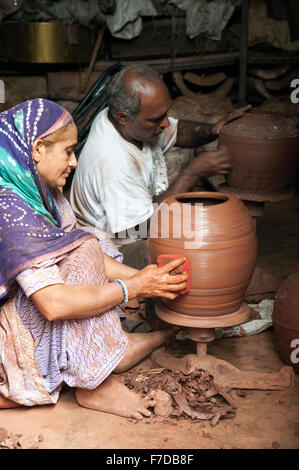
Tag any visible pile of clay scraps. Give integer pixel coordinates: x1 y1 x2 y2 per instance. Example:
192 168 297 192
122 368 236 427
0 427 44 449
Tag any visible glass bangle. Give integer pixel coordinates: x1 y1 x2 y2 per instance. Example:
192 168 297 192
114 279 128 307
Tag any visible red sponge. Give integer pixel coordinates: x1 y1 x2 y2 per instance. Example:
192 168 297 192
157 254 191 295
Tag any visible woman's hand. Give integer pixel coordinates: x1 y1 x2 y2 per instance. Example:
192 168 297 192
125 257 188 300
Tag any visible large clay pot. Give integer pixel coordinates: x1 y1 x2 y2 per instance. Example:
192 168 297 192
148 192 257 327
273 270 299 375
218 112 298 193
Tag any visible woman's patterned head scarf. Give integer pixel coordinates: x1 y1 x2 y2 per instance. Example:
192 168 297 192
0 98 94 300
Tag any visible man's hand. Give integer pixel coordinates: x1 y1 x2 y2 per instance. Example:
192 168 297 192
188 148 232 177
212 104 252 135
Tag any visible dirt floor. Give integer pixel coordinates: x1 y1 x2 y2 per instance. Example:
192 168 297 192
1 193 299 450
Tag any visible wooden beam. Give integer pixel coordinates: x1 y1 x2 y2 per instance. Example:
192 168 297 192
238 0 249 107
94 52 240 74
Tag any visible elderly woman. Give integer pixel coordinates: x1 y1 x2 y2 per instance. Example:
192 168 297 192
0 99 187 420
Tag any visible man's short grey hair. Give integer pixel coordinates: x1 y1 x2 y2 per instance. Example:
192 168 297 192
107 65 163 121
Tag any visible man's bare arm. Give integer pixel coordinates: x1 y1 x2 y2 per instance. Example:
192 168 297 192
175 106 252 148
155 148 231 204
176 120 216 147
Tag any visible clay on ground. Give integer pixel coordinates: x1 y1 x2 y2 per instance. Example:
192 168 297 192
1 195 299 449
121 368 236 427
153 390 173 417
0 427 43 449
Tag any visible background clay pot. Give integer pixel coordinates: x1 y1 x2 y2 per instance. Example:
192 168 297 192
148 192 257 326
218 112 299 193
273 269 299 375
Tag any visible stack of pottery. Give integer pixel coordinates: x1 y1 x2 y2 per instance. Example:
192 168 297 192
273 269 299 375
148 192 257 327
218 112 299 194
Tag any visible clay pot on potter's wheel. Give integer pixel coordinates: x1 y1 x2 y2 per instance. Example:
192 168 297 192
273 270 299 375
148 192 257 328
218 112 298 194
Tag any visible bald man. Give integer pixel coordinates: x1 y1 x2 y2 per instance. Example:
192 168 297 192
70 65 250 269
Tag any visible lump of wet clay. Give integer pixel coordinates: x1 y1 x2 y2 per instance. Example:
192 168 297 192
0 429 43 449
0 427 9 441
153 390 173 417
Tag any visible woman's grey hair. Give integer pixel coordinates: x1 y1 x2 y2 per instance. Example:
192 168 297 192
107 65 163 121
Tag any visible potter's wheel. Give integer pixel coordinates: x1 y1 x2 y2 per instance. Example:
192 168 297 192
151 301 295 391
218 184 294 222
219 183 294 203
148 190 295 391
155 301 250 328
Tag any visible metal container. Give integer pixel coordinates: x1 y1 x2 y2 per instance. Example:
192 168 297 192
0 22 94 63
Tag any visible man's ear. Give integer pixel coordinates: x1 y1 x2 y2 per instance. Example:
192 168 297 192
117 111 130 127
32 139 45 163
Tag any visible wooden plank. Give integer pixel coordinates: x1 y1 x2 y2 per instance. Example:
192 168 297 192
110 18 199 60
0 75 47 111
94 52 240 74
0 75 47 98
48 70 103 101
109 17 228 61
248 52 299 64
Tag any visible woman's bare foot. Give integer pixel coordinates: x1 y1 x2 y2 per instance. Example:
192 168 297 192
0 394 19 409
75 375 156 420
114 328 178 373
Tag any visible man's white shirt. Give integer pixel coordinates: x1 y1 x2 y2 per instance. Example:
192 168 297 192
70 108 178 245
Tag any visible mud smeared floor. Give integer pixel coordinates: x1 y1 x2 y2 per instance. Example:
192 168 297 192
122 368 236 426
0 330 298 449
0 427 43 449
0 195 298 449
